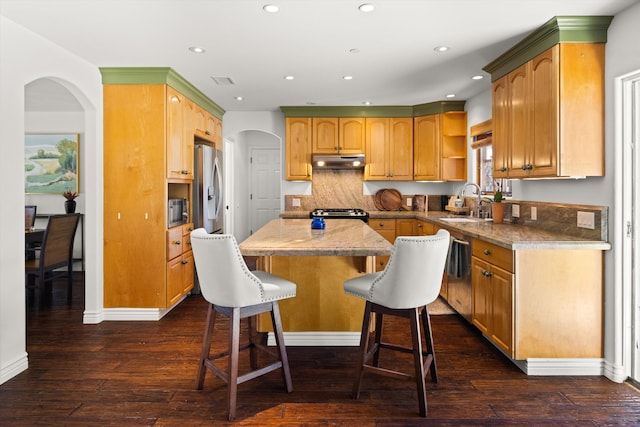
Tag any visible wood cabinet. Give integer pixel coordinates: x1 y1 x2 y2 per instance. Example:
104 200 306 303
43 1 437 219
364 117 413 181
491 43 605 178
167 223 195 306
285 117 312 181
312 117 365 154
166 87 193 180
369 218 396 271
395 218 415 237
104 84 198 309
413 112 467 181
471 237 603 360
472 240 514 355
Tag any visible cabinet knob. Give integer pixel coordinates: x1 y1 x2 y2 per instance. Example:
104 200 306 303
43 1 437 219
483 249 491 255
173 240 181 245
482 270 492 277
499 167 507 172
181 259 189 265
181 170 190 175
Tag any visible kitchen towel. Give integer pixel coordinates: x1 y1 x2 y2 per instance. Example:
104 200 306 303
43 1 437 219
446 237 468 278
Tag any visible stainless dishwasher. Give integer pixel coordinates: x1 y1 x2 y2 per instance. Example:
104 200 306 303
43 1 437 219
445 228 472 322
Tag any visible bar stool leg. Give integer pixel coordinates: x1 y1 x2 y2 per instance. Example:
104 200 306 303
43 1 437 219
353 301 373 399
227 307 241 421
421 306 438 383
195 304 216 389
271 301 293 392
409 308 427 417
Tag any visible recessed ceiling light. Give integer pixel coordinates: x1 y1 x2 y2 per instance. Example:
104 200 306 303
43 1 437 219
284 75 295 80
343 75 353 80
263 4 279 13
363 101 371 105
446 94 456 98
434 46 450 52
471 75 484 80
235 96 244 101
349 48 361 54
359 4 375 12
188 46 205 53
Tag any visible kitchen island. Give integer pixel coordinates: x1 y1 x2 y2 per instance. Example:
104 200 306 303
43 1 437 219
239 218 392 345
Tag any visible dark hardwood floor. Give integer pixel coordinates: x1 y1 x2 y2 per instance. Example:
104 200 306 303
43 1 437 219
2 273 640 426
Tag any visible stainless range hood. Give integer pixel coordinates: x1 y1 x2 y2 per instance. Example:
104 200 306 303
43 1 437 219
312 154 365 169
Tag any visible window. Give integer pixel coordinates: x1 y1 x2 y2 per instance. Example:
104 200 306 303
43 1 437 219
471 119 511 197
477 145 511 196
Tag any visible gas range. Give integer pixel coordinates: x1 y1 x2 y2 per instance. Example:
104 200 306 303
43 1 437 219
310 208 369 223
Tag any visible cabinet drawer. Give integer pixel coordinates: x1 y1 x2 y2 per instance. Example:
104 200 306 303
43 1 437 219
182 223 194 235
167 227 184 260
370 218 396 230
472 239 513 273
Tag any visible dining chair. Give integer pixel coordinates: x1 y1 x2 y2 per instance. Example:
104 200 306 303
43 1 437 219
343 229 450 417
25 205 37 229
25 213 80 307
190 229 297 421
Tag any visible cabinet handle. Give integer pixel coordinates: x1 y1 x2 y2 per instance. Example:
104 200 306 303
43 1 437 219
181 259 189 265
417 224 423 228
379 223 385 227
482 270 492 277
205 130 211 135
499 167 507 172
527 164 533 170
181 170 190 175
173 240 181 245
483 249 491 255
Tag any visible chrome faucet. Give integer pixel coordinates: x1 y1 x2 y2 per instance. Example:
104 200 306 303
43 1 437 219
457 182 482 217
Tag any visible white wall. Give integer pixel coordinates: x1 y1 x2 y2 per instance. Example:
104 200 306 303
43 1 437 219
0 16 104 384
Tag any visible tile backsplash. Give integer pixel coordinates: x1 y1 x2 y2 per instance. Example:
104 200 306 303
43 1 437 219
284 170 608 241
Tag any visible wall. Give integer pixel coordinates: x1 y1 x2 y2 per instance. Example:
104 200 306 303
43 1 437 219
0 16 103 384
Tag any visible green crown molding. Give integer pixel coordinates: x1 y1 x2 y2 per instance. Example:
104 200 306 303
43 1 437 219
412 100 466 116
483 16 613 81
99 67 225 119
280 101 465 118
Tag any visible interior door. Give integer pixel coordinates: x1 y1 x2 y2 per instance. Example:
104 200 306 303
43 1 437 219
250 147 281 234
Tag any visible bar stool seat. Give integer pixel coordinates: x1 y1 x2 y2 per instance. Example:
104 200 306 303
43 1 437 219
190 229 297 421
344 229 450 417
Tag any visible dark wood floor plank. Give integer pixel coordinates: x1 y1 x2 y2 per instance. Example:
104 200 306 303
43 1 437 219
1 273 639 425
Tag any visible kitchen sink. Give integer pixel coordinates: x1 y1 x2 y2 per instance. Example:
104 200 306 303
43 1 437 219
439 217 492 223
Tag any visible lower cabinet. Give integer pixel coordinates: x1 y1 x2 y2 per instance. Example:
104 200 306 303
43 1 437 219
369 218 396 271
166 223 195 306
471 255 514 356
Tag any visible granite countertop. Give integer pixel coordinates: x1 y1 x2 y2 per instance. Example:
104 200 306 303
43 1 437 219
239 218 393 257
281 210 611 251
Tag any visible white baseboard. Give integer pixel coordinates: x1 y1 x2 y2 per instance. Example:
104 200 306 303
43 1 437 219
513 358 604 376
0 352 28 386
267 331 361 346
99 295 187 321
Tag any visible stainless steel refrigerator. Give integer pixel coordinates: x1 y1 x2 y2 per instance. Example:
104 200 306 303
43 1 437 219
193 144 224 234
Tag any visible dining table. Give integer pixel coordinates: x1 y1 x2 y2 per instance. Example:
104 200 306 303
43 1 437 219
25 228 45 260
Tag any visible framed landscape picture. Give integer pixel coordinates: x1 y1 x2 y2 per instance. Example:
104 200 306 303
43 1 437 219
25 133 79 194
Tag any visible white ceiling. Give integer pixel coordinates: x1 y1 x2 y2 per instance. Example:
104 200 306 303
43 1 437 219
3 0 638 113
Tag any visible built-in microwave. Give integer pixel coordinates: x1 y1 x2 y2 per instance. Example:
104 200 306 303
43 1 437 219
168 198 188 228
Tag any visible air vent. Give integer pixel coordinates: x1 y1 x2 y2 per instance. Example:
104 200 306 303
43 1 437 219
211 76 235 85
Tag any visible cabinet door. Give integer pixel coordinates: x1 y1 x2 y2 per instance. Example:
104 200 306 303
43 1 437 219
193 105 206 133
508 63 530 178
490 265 513 355
364 117 389 180
182 251 195 295
166 87 185 179
492 77 510 178
312 117 339 153
415 220 435 236
181 99 194 179
529 47 557 177
167 256 184 306
389 118 413 180
339 117 365 153
285 117 312 180
413 115 441 181
396 218 415 237
471 257 491 335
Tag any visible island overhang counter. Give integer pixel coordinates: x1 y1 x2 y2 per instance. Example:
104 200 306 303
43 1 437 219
239 219 393 346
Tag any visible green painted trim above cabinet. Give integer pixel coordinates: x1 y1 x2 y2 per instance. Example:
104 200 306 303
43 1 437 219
99 67 225 119
280 101 465 118
483 16 613 81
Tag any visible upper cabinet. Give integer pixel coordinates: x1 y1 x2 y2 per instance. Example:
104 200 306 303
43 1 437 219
484 16 612 179
312 117 365 154
364 117 413 181
413 112 467 182
285 117 312 180
166 87 193 180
